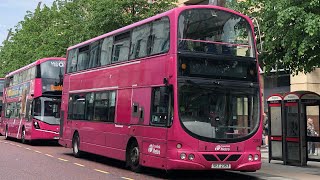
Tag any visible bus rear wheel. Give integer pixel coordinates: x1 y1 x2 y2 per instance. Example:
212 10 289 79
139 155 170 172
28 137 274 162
127 141 142 173
72 133 82 158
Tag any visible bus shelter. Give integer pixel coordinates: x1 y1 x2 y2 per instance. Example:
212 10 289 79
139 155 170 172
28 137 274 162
283 91 320 166
267 94 284 163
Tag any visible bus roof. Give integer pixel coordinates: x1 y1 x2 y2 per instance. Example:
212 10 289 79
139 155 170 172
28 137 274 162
67 5 248 51
6 57 65 78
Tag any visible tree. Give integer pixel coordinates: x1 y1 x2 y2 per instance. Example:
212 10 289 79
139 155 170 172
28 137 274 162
0 0 177 76
232 0 320 74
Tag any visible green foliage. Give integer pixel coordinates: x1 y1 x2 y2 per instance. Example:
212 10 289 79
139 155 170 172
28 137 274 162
229 0 320 74
0 0 177 76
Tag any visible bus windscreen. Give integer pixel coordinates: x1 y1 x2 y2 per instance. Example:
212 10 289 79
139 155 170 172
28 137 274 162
178 9 255 58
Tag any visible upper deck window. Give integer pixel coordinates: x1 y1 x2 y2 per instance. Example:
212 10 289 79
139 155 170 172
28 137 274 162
112 32 130 63
130 23 151 59
40 60 65 80
178 9 255 58
150 17 170 55
67 49 78 73
88 41 100 68
100 37 113 66
77 46 90 71
6 66 36 87
66 16 170 74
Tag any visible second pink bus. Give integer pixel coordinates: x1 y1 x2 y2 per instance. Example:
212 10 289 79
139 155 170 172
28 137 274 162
1 57 65 143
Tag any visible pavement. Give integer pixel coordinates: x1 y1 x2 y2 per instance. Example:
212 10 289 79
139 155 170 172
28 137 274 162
259 146 320 180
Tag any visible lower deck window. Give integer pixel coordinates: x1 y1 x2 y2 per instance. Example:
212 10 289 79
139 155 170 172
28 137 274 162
68 90 116 122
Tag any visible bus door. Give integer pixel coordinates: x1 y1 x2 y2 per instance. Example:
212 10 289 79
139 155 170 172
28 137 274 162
267 95 284 163
283 94 301 166
133 86 172 168
131 88 151 125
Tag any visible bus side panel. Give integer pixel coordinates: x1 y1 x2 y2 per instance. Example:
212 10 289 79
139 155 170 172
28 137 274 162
116 89 131 125
78 123 129 161
78 121 106 146
9 118 19 138
24 120 33 140
131 125 168 169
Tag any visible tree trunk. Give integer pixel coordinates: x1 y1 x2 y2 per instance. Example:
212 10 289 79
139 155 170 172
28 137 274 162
210 0 226 7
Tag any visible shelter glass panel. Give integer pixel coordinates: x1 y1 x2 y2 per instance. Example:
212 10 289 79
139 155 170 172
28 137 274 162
270 106 282 136
286 106 299 137
271 141 282 158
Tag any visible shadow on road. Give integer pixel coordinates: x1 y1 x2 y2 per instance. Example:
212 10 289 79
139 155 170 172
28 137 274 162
63 151 261 180
3 137 61 147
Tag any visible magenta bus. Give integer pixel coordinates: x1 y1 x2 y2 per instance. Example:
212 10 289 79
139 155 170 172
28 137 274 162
0 78 4 104
0 78 4 135
59 5 262 172
1 57 65 143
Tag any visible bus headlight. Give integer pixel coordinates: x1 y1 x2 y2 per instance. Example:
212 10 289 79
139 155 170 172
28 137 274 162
180 153 186 160
248 154 253 161
254 154 259 161
188 154 195 161
34 121 40 129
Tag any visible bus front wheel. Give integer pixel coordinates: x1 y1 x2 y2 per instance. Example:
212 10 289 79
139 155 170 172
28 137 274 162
127 141 142 173
72 133 82 158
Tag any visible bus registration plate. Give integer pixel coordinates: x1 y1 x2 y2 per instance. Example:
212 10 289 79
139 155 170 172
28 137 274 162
211 163 231 169
53 137 59 140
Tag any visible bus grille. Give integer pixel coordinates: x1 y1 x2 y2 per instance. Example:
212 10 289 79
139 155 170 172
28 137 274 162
203 154 218 161
226 154 241 161
203 154 242 162
217 154 228 161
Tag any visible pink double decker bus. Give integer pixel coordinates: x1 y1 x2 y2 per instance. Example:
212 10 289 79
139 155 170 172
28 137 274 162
1 57 65 143
0 78 4 135
59 5 262 172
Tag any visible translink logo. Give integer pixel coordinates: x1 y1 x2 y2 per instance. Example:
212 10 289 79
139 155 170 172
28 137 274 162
215 145 231 151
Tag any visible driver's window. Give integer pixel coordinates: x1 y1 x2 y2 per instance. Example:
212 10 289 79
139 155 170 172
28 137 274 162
33 98 41 116
150 86 172 126
25 100 32 121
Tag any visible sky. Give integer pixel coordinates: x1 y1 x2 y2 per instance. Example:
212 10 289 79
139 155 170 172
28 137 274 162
0 0 55 44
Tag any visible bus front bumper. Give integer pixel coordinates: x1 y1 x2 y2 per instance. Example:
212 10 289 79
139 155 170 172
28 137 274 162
167 158 261 171
166 150 262 171
31 129 60 140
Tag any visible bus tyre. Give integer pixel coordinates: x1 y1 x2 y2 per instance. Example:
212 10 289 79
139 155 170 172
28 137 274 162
21 128 26 144
127 141 142 173
72 133 82 158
